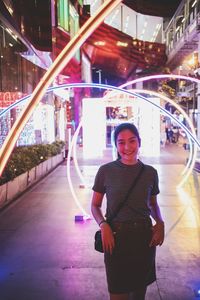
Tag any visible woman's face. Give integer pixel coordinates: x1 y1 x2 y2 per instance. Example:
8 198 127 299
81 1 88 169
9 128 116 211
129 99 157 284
116 129 140 165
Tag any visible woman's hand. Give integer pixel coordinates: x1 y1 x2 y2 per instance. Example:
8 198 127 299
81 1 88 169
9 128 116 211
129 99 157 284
100 222 115 254
149 221 165 247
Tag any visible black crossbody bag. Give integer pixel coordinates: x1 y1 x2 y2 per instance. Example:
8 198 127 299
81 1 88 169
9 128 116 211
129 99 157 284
94 163 145 253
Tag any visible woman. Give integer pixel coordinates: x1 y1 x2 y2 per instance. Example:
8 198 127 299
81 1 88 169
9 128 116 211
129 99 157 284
91 123 164 300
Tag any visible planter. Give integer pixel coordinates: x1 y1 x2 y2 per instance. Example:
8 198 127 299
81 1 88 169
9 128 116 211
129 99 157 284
47 157 52 171
27 167 36 186
7 172 28 203
0 153 64 210
35 162 45 180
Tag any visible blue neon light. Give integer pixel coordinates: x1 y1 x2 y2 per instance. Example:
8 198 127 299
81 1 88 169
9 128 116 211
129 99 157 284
1 82 200 149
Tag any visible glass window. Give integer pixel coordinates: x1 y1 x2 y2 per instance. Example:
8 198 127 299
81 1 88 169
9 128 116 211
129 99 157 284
57 0 70 32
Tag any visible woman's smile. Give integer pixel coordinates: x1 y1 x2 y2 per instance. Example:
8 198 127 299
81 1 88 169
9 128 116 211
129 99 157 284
116 129 140 165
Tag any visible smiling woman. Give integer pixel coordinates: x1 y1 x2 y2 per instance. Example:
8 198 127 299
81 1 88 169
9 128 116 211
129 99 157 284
114 123 141 164
91 122 164 300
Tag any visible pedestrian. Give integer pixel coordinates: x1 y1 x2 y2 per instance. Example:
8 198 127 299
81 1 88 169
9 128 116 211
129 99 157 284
91 122 164 300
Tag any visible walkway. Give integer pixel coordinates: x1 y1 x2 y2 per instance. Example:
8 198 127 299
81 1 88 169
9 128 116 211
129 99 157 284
0 144 200 300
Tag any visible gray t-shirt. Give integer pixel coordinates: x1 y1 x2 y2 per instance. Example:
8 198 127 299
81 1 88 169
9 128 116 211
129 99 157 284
92 159 159 222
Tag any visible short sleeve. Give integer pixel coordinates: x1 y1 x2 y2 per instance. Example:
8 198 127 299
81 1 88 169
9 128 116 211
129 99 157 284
92 166 106 194
151 169 160 195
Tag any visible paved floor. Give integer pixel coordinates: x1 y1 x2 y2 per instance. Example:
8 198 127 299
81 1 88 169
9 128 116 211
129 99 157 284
0 143 200 300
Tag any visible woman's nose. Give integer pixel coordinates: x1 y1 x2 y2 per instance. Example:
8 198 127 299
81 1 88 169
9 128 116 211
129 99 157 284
124 143 129 149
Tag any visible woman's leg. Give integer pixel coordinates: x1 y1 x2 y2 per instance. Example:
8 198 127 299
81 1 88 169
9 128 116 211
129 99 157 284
110 293 129 300
131 288 147 300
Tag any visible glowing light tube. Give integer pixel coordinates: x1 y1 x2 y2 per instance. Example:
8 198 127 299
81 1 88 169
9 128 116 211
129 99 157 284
66 120 90 219
0 0 122 176
72 120 88 188
119 74 200 89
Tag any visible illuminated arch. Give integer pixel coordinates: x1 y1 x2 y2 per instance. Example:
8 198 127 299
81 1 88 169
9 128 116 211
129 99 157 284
0 0 198 223
0 82 198 182
54 85 199 217
1 82 199 218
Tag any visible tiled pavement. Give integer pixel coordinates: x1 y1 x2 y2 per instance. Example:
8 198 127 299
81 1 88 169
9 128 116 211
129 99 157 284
0 143 200 300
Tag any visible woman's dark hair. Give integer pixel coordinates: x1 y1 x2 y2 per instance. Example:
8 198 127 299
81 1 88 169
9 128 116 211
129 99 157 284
114 123 141 147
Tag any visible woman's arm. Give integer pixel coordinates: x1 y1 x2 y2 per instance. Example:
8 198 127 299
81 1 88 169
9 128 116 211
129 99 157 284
149 195 164 224
91 191 105 226
91 191 115 253
149 195 165 247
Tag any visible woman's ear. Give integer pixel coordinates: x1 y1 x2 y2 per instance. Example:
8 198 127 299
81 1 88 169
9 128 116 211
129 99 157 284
139 138 141 147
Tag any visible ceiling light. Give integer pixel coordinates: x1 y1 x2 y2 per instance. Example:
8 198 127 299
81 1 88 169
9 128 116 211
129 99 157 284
116 41 128 47
8 7 13 15
188 57 195 66
94 41 105 46
192 0 197 7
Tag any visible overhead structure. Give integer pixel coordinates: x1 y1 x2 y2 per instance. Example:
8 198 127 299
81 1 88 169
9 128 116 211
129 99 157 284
123 0 182 17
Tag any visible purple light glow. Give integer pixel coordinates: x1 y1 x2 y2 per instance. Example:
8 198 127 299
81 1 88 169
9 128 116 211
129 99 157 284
119 74 200 89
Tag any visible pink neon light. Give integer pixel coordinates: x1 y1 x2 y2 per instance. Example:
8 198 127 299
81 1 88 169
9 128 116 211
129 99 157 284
119 74 200 88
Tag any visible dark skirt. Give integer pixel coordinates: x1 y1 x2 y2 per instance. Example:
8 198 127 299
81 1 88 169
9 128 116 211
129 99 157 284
104 218 156 294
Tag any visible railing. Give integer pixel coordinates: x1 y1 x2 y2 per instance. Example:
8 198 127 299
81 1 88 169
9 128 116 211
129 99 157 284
164 0 200 57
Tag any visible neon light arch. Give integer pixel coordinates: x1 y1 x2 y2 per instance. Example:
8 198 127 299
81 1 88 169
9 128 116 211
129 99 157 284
1 82 199 217
61 85 198 217
119 74 200 89
1 82 196 147
0 0 198 219
0 82 198 182
66 94 196 218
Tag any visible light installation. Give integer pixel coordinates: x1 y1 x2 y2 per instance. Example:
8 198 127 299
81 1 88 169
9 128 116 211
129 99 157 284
61 85 199 218
0 0 199 217
82 97 107 158
0 7 199 294
1 81 199 219
0 82 198 182
0 90 192 172
0 74 200 185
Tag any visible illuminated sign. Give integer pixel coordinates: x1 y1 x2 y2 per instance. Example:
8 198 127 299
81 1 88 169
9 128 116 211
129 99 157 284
0 92 26 108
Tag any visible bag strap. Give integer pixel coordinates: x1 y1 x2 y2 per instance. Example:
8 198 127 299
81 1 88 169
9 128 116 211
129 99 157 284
107 162 145 223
